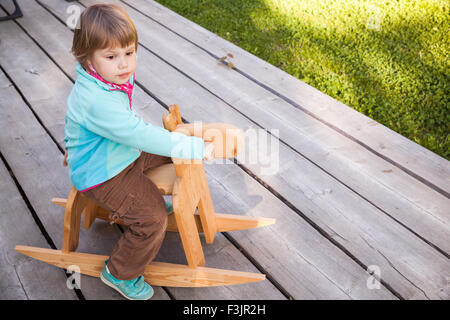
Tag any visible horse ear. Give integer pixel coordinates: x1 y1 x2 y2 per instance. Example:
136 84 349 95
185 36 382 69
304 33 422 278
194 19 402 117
169 104 182 125
162 113 177 132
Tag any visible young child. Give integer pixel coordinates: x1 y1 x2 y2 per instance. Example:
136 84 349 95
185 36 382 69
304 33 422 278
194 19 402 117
63 4 214 300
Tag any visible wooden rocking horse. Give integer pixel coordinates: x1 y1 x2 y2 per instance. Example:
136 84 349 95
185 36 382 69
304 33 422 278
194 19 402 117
15 105 275 287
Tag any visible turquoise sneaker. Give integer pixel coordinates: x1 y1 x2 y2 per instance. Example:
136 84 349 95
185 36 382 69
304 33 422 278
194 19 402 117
100 260 154 300
165 200 173 214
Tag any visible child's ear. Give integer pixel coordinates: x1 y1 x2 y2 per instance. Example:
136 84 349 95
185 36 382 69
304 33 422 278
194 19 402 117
88 64 96 73
84 58 91 71
86 59 96 73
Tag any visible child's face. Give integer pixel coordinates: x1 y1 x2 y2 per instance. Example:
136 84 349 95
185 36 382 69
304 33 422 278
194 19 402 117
87 43 137 85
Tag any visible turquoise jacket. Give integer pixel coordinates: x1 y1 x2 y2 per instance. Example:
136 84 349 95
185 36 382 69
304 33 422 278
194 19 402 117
64 63 204 191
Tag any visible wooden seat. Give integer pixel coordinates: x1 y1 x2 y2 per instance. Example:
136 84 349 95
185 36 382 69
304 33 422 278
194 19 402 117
16 104 275 287
144 163 176 195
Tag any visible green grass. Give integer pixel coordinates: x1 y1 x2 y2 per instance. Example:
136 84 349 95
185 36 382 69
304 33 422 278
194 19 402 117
154 0 450 160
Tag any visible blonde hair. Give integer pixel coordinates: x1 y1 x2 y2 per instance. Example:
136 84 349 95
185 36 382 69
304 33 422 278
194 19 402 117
71 4 138 69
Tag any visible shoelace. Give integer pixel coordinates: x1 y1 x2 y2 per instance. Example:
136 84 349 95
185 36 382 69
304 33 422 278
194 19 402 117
131 275 145 289
106 263 145 290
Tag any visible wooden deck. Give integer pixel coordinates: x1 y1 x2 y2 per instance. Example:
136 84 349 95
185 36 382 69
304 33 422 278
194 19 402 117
0 0 449 300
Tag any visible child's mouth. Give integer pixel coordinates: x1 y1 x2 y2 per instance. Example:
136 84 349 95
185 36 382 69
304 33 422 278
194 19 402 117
118 72 130 78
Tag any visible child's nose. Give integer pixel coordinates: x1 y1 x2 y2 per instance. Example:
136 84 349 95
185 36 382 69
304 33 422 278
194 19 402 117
119 56 128 69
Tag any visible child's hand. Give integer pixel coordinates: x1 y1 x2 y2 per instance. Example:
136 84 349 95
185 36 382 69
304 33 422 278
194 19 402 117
203 142 215 162
63 149 68 167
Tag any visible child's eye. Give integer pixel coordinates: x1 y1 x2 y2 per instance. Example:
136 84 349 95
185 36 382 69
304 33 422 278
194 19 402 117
126 51 134 56
107 55 114 60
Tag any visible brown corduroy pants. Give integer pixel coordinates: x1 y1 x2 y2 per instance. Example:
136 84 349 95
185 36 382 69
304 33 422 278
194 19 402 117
82 151 172 280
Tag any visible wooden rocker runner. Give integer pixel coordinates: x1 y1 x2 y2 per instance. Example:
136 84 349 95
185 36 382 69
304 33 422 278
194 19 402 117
15 105 275 287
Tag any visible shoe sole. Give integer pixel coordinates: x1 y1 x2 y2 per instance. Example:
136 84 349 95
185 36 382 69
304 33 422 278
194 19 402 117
100 273 152 300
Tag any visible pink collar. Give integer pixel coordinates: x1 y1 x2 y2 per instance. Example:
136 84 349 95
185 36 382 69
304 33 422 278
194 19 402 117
88 64 135 110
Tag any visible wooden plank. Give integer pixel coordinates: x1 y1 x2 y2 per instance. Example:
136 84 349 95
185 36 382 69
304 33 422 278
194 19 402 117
125 0 450 195
196 163 219 244
0 32 169 301
31 0 450 299
28 0 399 299
172 175 206 268
0 153 77 299
0 0 285 300
15 246 266 287
62 187 87 253
53 199 276 233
